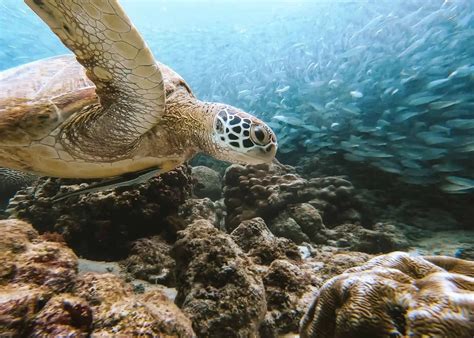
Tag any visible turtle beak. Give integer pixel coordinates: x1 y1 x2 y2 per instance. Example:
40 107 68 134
232 142 278 165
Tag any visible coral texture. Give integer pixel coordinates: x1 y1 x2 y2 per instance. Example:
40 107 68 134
223 164 408 253
74 273 194 337
224 163 365 230
0 219 194 336
230 217 301 265
0 219 78 336
172 219 267 337
300 251 474 338
120 235 176 286
191 165 222 200
7 165 193 260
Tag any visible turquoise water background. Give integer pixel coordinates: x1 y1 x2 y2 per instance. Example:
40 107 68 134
1 0 473 193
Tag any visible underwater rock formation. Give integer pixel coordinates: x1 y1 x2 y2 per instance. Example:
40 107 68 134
224 163 365 230
73 273 194 337
172 219 267 337
0 219 77 336
223 164 408 253
7 165 193 260
167 197 223 231
0 219 194 336
120 235 176 286
324 223 410 254
191 165 222 201
300 251 474 338
230 217 301 265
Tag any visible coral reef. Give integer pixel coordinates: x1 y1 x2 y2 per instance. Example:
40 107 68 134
0 219 77 336
191 165 222 200
7 165 193 260
172 219 267 337
223 164 408 253
120 235 176 286
73 273 194 337
0 219 195 336
167 197 223 231
223 163 365 229
300 251 474 338
230 217 301 265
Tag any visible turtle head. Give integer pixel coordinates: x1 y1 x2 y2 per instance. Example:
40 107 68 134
206 106 278 164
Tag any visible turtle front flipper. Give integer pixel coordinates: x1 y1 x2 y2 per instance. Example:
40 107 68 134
25 0 165 160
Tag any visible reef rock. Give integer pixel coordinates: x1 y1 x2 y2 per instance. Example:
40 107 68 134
323 222 410 254
300 251 474 338
223 164 409 253
120 235 175 286
0 219 78 336
192 165 222 200
230 217 301 265
30 294 92 336
0 219 195 336
74 273 194 337
7 165 193 260
224 164 366 231
172 219 267 337
260 259 317 337
167 197 222 231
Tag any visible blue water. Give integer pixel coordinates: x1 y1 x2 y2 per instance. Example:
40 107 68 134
1 0 473 193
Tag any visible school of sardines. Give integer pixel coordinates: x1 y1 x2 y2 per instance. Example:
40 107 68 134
1 0 473 193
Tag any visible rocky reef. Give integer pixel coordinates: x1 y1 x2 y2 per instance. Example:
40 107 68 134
1 162 472 337
300 251 474 338
0 219 194 336
223 163 409 254
7 165 193 260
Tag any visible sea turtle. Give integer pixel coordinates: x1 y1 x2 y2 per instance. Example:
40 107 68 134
0 0 277 198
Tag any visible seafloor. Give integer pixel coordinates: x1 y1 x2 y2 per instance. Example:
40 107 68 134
0 155 472 337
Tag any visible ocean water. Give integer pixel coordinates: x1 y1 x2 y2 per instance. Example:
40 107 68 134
0 0 473 194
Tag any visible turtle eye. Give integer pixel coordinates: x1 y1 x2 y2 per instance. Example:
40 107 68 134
215 119 224 134
250 125 269 145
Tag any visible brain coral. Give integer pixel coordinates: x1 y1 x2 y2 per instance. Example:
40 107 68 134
300 251 474 338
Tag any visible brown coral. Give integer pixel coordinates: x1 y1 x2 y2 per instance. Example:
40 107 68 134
172 219 267 337
0 219 195 337
300 251 474 338
7 165 193 260
74 272 195 337
223 164 366 230
223 164 408 253
0 219 78 336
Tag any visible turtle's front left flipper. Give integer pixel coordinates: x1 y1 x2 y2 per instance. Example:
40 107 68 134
53 166 161 202
25 0 165 160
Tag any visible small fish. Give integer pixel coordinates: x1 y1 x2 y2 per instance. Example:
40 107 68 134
433 162 463 172
394 111 418 123
343 153 366 162
429 100 460 110
406 94 443 106
426 78 450 90
350 90 363 98
416 132 453 145
446 176 474 188
446 119 474 129
272 115 304 127
275 85 290 94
